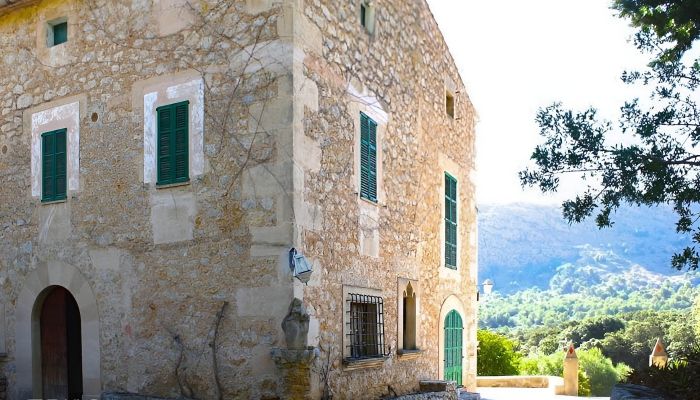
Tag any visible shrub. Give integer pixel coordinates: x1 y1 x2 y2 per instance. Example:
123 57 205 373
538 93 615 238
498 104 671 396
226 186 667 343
626 346 700 400
519 347 628 396
578 347 630 396
477 330 522 376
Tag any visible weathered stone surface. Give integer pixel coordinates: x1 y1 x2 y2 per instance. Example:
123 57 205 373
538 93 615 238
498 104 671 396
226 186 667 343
611 384 666 400
281 298 310 350
100 392 172 400
0 0 476 399
420 380 457 393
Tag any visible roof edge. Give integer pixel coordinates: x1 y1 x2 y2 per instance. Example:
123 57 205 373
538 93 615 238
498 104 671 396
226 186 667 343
0 0 39 17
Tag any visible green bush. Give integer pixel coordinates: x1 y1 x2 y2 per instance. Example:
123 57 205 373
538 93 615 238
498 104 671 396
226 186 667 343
477 330 522 376
578 369 591 397
519 348 628 396
578 347 630 396
626 346 700 400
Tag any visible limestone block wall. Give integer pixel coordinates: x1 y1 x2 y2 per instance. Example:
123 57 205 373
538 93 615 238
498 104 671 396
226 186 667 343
0 0 297 399
291 0 478 398
0 0 476 398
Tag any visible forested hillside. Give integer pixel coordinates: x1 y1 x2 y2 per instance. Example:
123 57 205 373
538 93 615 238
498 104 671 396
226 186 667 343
478 203 692 294
478 203 700 396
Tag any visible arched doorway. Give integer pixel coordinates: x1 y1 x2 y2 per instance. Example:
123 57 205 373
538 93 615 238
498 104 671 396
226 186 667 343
39 286 83 400
444 310 463 385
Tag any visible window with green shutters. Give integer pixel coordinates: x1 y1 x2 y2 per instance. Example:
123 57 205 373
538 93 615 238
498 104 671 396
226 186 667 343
360 112 378 202
445 173 458 269
157 101 190 186
41 129 67 202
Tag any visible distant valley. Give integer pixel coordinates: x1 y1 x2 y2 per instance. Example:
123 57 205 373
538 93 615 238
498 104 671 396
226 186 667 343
478 203 693 295
478 203 699 331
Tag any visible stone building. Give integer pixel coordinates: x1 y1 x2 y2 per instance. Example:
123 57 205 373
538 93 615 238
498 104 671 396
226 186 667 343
0 0 477 399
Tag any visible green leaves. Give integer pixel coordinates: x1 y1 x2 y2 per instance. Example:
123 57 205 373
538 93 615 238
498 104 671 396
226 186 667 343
613 0 700 64
476 330 522 376
521 1 700 270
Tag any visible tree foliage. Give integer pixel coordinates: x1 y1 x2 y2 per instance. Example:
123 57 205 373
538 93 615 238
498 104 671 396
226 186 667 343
477 330 522 376
520 0 700 270
626 346 700 399
519 347 627 396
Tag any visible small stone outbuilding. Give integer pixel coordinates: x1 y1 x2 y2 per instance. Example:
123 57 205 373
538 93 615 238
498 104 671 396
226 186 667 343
0 0 478 399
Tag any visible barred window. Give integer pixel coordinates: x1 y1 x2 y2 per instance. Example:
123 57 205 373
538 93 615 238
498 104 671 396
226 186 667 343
346 293 386 360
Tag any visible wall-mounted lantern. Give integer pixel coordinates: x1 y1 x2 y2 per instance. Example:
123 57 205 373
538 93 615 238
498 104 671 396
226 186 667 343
289 248 313 284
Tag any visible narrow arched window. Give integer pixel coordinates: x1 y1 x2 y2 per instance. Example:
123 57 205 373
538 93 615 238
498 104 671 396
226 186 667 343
403 283 417 350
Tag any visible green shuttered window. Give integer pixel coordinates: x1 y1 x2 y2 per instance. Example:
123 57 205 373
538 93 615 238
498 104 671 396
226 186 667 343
157 101 190 186
41 129 67 203
360 112 378 202
445 173 457 269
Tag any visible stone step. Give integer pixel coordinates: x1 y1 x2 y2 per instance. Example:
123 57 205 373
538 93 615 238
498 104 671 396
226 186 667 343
458 392 481 400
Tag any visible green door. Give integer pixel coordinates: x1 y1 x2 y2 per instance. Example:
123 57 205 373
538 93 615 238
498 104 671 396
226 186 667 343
444 310 463 385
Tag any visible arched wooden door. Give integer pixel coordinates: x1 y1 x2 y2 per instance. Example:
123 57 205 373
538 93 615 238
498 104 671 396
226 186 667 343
444 310 463 385
40 286 83 400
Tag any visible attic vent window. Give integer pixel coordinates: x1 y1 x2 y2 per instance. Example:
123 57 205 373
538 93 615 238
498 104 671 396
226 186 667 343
48 19 68 47
446 90 455 118
359 1 376 34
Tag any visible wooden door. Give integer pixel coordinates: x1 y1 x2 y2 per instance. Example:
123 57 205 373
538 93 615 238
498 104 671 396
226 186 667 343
40 286 82 400
444 310 463 385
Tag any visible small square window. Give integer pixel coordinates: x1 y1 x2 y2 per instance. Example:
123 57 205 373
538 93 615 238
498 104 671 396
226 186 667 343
48 19 68 47
446 91 455 118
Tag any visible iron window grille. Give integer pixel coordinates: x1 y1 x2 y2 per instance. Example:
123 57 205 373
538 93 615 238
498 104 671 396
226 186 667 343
346 293 387 360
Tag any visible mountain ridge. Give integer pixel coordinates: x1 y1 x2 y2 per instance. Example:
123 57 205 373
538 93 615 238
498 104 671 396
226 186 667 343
478 203 692 294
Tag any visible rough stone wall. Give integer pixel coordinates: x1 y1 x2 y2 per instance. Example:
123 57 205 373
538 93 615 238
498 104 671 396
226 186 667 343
292 0 478 398
0 0 476 399
0 0 297 399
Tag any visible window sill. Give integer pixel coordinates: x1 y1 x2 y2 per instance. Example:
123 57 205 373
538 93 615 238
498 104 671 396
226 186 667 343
156 180 190 189
342 356 388 371
397 349 422 360
41 198 67 205
358 195 381 207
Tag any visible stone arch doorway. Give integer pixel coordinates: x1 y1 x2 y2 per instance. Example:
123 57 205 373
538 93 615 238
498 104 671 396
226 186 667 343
39 286 83 400
15 260 101 400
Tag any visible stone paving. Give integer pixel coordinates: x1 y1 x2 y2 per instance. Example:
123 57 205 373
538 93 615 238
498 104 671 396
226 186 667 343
477 387 610 400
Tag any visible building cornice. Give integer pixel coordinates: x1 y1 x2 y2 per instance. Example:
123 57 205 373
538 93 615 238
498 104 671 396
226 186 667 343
0 0 39 16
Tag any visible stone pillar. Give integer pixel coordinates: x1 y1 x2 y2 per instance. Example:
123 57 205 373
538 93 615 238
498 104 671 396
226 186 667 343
563 344 578 396
271 298 317 399
271 348 318 400
649 338 669 368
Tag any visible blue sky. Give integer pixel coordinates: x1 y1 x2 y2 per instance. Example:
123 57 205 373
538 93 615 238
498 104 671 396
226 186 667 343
427 0 649 204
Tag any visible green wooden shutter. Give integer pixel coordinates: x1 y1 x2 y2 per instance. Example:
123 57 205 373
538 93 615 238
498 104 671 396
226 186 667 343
42 129 67 202
360 112 377 202
444 310 463 385
445 173 458 268
157 101 189 185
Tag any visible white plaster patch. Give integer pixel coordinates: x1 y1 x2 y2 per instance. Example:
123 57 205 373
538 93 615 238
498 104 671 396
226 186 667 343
347 82 388 124
150 191 196 244
30 102 80 197
143 77 204 184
